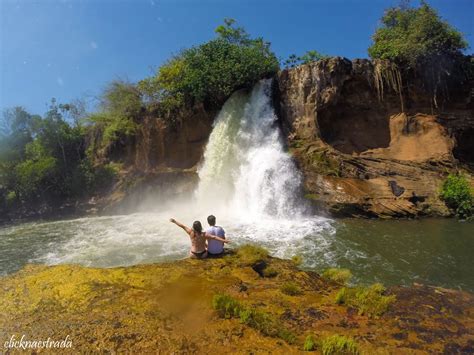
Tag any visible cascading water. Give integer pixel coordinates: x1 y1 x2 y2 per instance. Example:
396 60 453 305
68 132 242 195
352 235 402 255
1 79 473 291
196 79 308 219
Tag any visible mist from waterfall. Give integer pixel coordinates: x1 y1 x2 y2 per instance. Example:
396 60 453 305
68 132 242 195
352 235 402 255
195 79 309 220
6 79 335 273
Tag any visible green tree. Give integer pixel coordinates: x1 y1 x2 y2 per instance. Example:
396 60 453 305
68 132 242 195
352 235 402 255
368 1 468 66
1 101 115 212
138 19 279 113
89 80 141 150
283 50 328 68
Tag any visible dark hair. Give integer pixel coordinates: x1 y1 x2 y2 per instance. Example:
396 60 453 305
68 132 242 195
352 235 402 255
207 215 216 226
193 221 203 234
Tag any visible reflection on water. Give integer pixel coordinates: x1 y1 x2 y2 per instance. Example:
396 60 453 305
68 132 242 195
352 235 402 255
0 214 472 291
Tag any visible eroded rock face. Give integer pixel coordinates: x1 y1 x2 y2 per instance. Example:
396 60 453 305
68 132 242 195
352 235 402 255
94 104 216 213
277 57 474 218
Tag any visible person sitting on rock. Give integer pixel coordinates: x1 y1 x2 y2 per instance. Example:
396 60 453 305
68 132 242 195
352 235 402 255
169 218 229 259
205 215 226 257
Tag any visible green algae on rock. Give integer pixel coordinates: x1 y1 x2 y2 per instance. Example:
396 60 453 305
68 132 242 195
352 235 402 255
0 250 473 353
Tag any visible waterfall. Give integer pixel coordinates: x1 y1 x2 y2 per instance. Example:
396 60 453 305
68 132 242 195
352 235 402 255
23 80 334 271
195 79 308 220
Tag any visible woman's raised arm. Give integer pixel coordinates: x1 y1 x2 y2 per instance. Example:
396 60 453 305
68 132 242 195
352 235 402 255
169 218 192 234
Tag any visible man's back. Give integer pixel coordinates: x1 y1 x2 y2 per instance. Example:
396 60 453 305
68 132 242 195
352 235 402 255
206 226 225 255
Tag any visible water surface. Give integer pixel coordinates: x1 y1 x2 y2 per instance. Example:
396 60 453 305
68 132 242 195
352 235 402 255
1 215 472 292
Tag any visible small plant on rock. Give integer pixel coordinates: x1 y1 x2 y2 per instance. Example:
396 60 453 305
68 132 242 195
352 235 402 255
291 255 303 266
440 173 473 219
236 244 269 265
320 335 360 355
303 335 316 351
262 267 278 278
335 283 395 318
212 293 295 344
322 268 353 284
280 282 303 296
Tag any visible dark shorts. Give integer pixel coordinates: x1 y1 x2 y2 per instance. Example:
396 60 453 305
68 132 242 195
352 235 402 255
191 250 208 259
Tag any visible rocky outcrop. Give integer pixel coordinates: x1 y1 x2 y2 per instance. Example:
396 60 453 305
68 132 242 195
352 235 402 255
1 253 473 353
91 104 217 213
277 57 474 218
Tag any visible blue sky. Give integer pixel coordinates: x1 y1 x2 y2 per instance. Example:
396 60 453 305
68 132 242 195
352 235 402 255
1 0 473 115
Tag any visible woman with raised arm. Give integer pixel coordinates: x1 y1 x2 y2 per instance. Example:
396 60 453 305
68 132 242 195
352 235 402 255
169 218 230 259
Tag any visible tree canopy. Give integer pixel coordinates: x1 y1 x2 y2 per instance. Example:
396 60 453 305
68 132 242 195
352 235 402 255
138 18 279 112
368 1 468 66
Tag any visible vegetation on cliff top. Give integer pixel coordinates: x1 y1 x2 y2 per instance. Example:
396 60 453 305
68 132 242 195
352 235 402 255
139 18 279 113
368 0 470 107
368 1 467 66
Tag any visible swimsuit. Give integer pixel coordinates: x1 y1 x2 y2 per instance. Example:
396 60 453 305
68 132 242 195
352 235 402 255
191 250 207 258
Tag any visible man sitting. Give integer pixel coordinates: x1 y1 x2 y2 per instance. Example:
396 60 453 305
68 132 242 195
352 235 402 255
206 215 226 256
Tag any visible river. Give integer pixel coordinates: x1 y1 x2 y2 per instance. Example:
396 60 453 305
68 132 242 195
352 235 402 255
1 79 472 292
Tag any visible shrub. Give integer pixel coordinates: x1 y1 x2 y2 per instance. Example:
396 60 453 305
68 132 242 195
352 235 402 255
322 268 353 284
291 255 303 266
262 267 278 278
320 335 359 355
5 190 17 207
368 1 467 66
303 335 316 351
335 283 396 318
236 244 269 265
212 294 295 343
212 294 242 319
440 173 473 219
280 282 303 296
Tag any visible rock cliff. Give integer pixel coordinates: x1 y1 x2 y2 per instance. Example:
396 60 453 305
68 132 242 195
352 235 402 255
91 104 217 214
97 57 473 218
277 57 473 218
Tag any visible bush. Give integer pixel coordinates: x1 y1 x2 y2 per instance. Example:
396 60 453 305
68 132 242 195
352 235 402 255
322 268 353 284
212 294 295 343
320 335 359 355
368 1 467 66
236 244 269 265
303 335 316 351
440 173 473 219
335 283 396 318
212 294 243 319
262 267 278 278
291 255 303 266
280 282 303 296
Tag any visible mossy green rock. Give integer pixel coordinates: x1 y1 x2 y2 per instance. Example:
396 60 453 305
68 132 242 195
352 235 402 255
0 252 473 353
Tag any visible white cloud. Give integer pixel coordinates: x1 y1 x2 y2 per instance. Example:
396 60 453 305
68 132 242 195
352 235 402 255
90 41 98 49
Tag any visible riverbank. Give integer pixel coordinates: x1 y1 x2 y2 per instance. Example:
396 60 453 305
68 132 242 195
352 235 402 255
1 247 473 353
